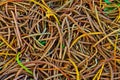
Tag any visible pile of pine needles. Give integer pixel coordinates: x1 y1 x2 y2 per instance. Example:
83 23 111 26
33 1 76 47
0 0 120 80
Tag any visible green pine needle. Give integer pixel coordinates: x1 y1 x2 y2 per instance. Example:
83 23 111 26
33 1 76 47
16 52 33 75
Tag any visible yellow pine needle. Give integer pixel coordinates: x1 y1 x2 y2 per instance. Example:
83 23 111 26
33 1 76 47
114 16 119 22
115 59 120 65
114 8 120 22
0 0 20 6
93 28 120 47
113 34 118 70
97 64 104 80
41 0 49 8
92 63 104 80
0 58 15 74
0 35 16 52
30 0 60 24
41 0 60 24
4 51 8 60
69 59 80 80
115 59 120 64
95 6 104 32
4 37 15 60
0 53 16 56
102 3 105 9
3 58 15 69
0 0 9 6
53 14 60 24
70 32 103 48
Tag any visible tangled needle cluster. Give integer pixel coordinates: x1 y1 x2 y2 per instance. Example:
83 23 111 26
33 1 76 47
0 0 120 80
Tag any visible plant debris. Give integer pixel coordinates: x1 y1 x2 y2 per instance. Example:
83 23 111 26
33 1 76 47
0 0 120 80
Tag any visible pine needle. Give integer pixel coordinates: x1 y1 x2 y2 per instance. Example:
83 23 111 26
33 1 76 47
70 32 103 48
0 35 16 52
69 59 80 80
92 63 104 80
0 53 16 56
16 52 33 75
100 0 102 8
93 28 120 47
113 34 118 71
30 0 60 25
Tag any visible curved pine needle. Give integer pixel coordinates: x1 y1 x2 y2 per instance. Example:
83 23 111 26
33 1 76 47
70 32 103 48
69 59 80 80
93 29 120 47
30 0 60 24
16 52 33 75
